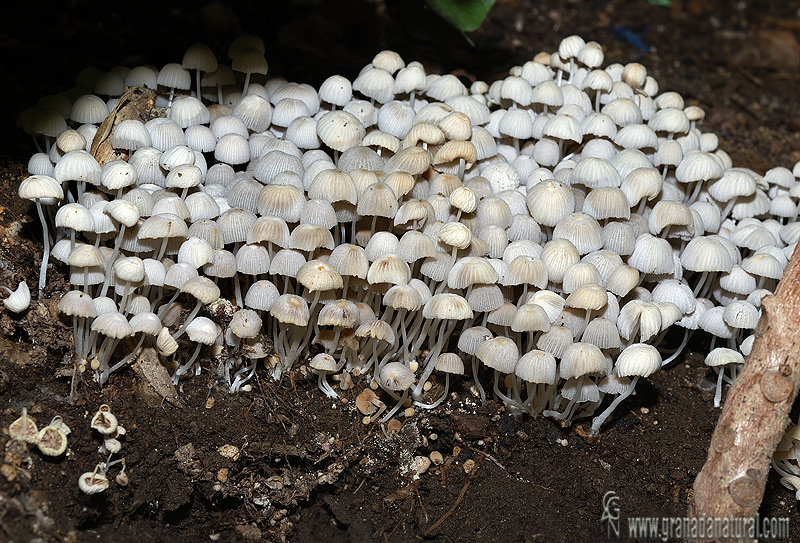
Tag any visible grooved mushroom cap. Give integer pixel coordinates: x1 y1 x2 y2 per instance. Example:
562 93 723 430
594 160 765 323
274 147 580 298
581 317 621 350
565 283 608 311
553 213 604 255
423 293 473 320
476 336 519 374
379 362 416 391
113 256 145 283
91 312 133 339
515 349 557 384
182 43 218 73
319 75 353 107
438 221 472 250
296 260 343 292
186 316 219 345
229 309 262 338
704 347 744 368
90 405 118 435
526 180 575 227
270 294 309 326
8 408 39 444
231 48 268 77
435 353 465 374
55 202 94 231
680 236 734 273
559 342 608 379
181 276 221 305
310 353 337 373
317 111 366 152
355 318 396 343
129 312 162 335
67 243 105 268
357 182 398 218
447 256 498 289
156 326 179 356
137 213 188 240
433 140 477 166
157 63 191 89
367 253 411 286
511 303 551 333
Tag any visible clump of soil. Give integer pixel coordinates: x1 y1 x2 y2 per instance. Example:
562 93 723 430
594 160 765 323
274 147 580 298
0 1 798 542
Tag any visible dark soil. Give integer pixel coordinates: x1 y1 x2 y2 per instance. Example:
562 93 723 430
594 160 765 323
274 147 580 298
0 1 799 542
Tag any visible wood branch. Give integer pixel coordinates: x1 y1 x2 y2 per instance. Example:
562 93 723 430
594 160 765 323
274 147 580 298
689 243 800 541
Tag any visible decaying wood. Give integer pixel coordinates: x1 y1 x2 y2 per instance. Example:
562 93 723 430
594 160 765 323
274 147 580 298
89 86 160 165
689 243 800 541
132 346 184 408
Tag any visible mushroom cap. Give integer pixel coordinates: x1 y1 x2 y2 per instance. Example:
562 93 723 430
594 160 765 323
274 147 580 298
423 293 473 321
559 342 608 379
310 353 337 373
456 326 493 355
355 319 396 344
18 174 64 201
8 408 39 444
379 362 416 391
78 468 110 495
476 336 519 374
186 316 219 345
317 111 366 152
90 312 133 339
435 353 465 374
270 294 309 327
515 349 557 384
615 343 661 377
90 405 118 435
229 309 262 338
704 347 745 368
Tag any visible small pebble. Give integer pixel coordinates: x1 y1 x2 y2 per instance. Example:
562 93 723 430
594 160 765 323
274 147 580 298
463 459 476 474
218 444 240 460
429 451 444 465
412 455 431 475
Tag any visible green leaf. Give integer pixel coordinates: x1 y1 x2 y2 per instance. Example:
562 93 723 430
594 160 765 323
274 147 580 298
424 0 495 34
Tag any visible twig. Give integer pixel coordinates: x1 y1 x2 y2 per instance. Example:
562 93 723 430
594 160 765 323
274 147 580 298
421 452 486 538
466 445 506 471
689 243 800 542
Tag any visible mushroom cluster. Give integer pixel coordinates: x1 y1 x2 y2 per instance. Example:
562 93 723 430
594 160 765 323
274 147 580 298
17 34 800 433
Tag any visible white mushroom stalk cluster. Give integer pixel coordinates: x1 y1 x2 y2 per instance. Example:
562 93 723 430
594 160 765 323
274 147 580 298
17 34 800 433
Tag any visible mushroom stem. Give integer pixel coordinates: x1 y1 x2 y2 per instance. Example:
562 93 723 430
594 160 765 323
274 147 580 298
107 335 146 376
230 360 258 392
379 389 409 423
492 370 522 411
173 343 203 384
99 224 127 298
411 319 456 399
471 354 487 404
414 374 450 409
172 300 203 341
713 366 726 408
590 376 640 435
34 200 50 298
660 329 691 367
315 371 338 399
